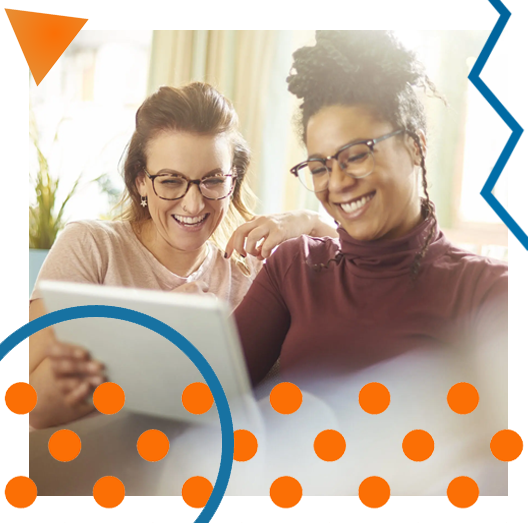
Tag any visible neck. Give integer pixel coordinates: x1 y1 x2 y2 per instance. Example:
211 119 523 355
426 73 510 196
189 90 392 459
336 205 440 277
379 198 425 241
135 220 209 278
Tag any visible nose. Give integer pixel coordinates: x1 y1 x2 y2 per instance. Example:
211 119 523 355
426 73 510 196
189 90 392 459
326 158 357 194
181 183 206 215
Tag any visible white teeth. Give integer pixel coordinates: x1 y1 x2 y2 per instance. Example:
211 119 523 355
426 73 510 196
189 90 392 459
340 194 372 214
173 214 207 225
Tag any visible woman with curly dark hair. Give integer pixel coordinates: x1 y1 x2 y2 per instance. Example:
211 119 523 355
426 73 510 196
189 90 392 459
235 31 507 388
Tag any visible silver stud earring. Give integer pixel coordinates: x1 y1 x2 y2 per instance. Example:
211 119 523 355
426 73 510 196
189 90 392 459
140 196 148 208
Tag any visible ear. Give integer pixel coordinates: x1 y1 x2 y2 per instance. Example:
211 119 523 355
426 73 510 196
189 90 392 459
410 129 427 167
135 171 147 197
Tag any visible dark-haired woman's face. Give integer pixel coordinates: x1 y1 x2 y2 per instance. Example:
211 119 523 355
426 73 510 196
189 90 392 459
306 105 424 241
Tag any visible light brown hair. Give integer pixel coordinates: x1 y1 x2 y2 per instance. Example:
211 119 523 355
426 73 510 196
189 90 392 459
118 82 255 256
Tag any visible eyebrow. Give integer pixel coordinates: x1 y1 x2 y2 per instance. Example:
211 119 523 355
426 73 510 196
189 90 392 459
151 167 226 178
307 137 370 161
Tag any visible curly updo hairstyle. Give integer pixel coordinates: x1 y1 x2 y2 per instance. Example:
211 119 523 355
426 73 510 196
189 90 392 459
119 82 254 255
287 30 445 279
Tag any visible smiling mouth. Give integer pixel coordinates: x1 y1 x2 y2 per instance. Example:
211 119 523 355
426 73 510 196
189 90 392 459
337 191 376 214
172 213 209 227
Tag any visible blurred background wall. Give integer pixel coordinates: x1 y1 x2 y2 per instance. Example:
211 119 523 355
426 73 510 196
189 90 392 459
29 30 508 260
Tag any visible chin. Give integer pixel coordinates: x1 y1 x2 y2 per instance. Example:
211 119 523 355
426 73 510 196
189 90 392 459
341 223 377 242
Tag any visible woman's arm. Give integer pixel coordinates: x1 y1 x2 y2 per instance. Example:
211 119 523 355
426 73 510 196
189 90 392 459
29 299 105 429
225 210 337 260
29 222 109 428
234 253 293 385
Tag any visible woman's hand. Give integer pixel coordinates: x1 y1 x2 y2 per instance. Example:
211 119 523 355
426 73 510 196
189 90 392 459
47 342 106 406
225 210 338 260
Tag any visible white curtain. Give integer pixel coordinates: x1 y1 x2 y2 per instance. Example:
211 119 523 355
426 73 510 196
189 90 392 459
147 30 317 214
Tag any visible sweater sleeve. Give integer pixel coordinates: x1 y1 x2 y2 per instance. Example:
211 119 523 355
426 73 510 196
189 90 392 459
472 263 508 347
30 221 106 301
234 242 297 386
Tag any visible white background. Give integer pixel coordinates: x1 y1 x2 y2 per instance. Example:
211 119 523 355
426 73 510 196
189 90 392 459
1 0 527 521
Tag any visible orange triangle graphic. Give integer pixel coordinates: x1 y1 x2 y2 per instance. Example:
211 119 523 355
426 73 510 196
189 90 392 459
5 9 88 86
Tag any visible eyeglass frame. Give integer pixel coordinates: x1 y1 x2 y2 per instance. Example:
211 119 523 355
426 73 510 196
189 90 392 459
290 129 405 191
143 167 238 201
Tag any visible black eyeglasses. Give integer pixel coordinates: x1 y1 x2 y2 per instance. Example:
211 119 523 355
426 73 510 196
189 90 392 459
290 129 404 193
144 168 238 201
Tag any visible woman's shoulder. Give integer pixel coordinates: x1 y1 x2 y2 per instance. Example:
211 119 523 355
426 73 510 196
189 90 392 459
59 219 136 248
280 234 339 257
442 241 507 276
439 238 507 300
265 234 340 274
63 219 131 238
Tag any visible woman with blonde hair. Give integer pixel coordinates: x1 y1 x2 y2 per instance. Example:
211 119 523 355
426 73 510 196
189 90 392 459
29 82 335 429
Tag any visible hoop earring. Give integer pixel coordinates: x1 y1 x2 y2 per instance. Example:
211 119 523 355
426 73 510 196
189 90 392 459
140 196 148 208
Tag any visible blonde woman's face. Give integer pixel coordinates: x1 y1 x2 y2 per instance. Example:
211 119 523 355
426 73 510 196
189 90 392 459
136 131 233 253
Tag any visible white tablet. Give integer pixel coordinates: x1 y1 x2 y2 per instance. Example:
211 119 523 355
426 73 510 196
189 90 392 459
38 280 263 431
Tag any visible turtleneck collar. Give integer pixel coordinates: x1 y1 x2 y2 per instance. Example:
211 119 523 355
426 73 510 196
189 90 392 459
336 211 448 278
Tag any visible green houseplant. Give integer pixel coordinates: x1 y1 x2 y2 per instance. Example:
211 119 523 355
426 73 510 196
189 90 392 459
29 117 81 294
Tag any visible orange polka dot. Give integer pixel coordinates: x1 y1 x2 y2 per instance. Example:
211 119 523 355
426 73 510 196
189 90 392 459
358 476 390 508
269 382 302 415
93 476 125 508
447 382 479 414
313 430 346 461
269 476 302 508
234 429 258 462
182 382 214 415
48 429 81 462
490 430 523 462
447 476 479 508
5 382 37 415
358 383 390 415
93 382 125 415
182 476 213 508
5 476 37 508
402 429 434 462
137 429 170 462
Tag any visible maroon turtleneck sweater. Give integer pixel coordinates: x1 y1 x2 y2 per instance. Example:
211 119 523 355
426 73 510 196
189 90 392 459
234 217 508 386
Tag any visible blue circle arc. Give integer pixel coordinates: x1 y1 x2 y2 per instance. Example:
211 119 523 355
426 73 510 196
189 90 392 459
0 305 233 523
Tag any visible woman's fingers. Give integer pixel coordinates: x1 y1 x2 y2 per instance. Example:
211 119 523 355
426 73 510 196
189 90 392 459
58 375 102 392
49 342 89 360
88 375 105 388
226 220 257 258
259 232 284 259
64 381 92 406
59 374 105 406
48 341 104 377
244 226 270 257
50 355 105 378
46 341 106 406
57 376 83 394
226 217 275 258
226 218 280 259
254 245 265 261
226 211 329 259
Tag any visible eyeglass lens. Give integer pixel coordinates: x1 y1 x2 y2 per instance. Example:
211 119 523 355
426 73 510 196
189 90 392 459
297 143 374 192
153 175 234 200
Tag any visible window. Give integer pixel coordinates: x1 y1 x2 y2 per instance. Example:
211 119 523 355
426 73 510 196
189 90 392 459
29 31 152 222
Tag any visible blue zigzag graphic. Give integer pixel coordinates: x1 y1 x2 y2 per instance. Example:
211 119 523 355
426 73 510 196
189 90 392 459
468 0 525 247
